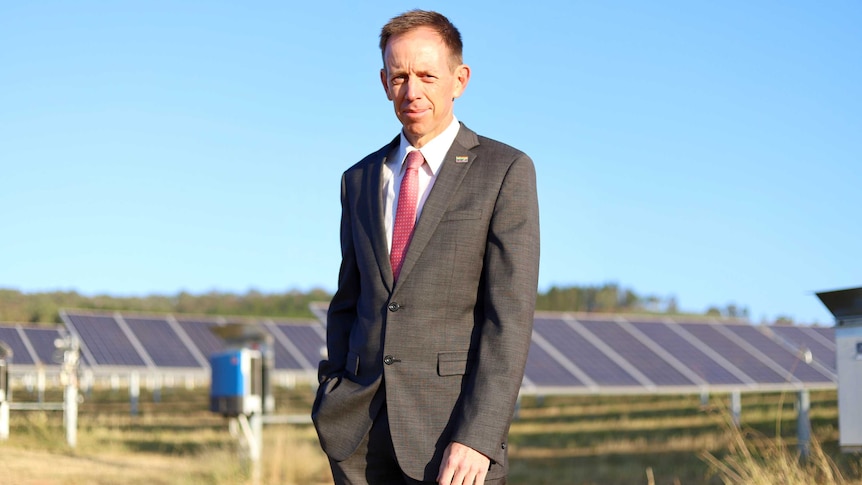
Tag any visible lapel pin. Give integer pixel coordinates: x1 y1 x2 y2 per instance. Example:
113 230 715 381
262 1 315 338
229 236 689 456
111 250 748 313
455 156 469 164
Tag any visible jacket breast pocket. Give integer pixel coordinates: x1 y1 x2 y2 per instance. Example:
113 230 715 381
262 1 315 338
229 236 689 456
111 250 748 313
437 351 474 376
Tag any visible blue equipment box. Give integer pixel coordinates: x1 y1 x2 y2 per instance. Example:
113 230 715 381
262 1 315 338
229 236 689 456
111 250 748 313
209 349 262 416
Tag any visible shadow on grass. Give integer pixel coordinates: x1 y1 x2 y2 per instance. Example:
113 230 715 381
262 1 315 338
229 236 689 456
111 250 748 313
510 421 722 449
122 438 227 456
508 451 723 485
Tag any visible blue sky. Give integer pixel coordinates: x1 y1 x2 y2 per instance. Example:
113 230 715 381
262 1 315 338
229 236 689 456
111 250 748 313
2 1 860 325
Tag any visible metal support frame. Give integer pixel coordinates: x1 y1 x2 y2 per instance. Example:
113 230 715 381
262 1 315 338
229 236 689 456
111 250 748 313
731 390 742 427
797 389 811 457
130 371 140 416
233 413 262 485
1 335 80 447
0 401 8 440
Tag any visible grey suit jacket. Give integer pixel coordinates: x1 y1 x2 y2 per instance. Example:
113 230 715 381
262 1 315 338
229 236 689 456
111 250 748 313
312 123 540 481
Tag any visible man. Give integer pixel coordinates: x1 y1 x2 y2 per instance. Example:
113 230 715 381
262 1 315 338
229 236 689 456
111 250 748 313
312 10 540 485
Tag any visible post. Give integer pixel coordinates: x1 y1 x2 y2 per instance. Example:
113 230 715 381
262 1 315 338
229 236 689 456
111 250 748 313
65 380 78 447
700 389 710 408
152 374 162 403
0 348 8 439
82 368 94 398
731 390 742 427
130 371 140 416
797 389 811 458
57 334 80 448
250 412 263 484
37 368 46 403
0 401 9 440
237 413 262 485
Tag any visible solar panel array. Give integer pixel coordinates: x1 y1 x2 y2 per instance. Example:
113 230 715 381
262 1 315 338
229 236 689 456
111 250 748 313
523 315 835 395
53 310 325 378
0 309 837 395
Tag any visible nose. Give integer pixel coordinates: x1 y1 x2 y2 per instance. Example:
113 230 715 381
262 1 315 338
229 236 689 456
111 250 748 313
403 76 422 100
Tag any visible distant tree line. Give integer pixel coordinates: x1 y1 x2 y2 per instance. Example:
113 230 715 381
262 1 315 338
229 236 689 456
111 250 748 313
0 288 331 325
0 284 756 326
537 283 672 314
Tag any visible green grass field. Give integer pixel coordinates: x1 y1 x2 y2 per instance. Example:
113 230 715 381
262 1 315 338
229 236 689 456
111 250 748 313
1 385 860 484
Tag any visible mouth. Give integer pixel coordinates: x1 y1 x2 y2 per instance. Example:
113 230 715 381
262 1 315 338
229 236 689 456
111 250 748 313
401 107 429 120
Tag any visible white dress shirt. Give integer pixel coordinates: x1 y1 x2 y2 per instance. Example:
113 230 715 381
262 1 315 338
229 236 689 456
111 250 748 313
383 116 461 252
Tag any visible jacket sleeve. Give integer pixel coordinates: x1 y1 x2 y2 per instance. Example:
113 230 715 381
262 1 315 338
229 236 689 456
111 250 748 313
449 153 540 463
319 173 358 382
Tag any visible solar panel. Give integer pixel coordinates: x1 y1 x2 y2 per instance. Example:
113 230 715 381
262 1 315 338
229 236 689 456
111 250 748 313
533 317 640 387
768 325 836 371
66 314 145 366
253 321 303 370
124 317 201 368
522 339 587 387
812 326 835 341
722 325 834 383
174 318 226 359
23 327 64 366
273 323 325 370
630 320 746 385
579 319 694 387
678 323 786 384
0 326 36 365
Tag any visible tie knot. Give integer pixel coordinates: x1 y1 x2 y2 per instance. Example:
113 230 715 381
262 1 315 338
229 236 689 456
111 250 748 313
405 150 424 170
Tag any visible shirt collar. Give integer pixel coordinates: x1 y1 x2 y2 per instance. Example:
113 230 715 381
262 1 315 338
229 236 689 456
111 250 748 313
393 116 460 175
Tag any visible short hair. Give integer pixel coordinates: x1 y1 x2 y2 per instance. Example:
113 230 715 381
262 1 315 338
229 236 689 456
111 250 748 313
379 10 463 69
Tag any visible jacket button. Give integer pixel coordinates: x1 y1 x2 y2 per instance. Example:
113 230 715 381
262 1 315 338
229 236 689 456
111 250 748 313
388 302 400 312
383 355 395 365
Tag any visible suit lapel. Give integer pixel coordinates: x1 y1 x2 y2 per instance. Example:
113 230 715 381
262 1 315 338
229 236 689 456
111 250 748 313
394 125 479 288
364 139 398 293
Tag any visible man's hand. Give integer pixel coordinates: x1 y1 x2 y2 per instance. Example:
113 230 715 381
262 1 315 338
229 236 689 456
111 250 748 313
437 441 490 485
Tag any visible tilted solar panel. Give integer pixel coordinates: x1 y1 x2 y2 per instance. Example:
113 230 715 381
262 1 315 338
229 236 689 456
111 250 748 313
631 321 746 385
124 317 201 368
23 327 64 366
678 323 785 384
522 339 586 388
723 325 833 383
253 321 303 370
534 318 640 387
274 323 325 370
66 314 145 366
174 318 225 360
812 326 835 342
0 326 36 365
768 325 836 372
579 319 694 387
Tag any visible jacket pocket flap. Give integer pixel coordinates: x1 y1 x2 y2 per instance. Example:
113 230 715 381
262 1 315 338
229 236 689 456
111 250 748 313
346 351 360 376
437 351 472 376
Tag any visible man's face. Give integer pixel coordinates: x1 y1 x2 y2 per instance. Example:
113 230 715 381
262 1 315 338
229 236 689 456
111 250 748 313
380 27 470 148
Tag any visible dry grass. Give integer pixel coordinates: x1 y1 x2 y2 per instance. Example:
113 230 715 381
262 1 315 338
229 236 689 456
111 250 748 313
701 412 859 485
0 387 332 485
1 387 860 484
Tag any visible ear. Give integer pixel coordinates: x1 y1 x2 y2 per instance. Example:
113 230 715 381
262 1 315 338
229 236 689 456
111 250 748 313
380 69 393 101
452 64 471 99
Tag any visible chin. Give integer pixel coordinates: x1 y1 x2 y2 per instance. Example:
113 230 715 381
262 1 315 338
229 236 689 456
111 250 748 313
403 124 427 138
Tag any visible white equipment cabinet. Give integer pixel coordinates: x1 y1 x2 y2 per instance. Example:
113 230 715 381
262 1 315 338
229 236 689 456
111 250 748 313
817 287 862 452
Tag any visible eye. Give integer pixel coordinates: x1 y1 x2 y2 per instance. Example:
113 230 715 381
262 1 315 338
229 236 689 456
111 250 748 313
391 75 407 85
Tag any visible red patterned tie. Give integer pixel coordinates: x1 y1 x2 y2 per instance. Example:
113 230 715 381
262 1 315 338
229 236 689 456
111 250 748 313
390 150 424 282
